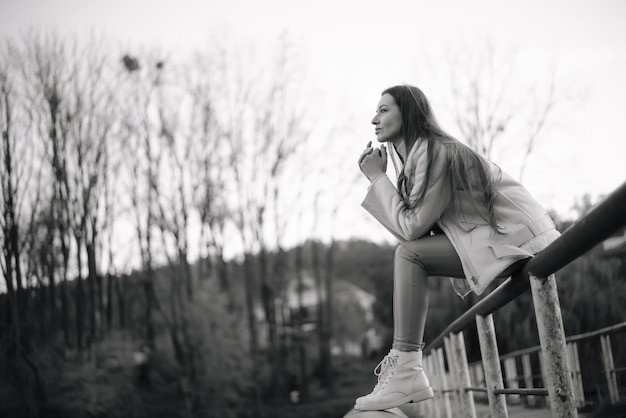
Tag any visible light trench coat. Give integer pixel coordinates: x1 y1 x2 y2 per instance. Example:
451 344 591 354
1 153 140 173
361 140 560 297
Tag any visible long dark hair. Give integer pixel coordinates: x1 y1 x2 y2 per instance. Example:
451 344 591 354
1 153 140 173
382 85 500 230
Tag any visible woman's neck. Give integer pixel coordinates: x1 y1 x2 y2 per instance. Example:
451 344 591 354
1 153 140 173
393 139 407 161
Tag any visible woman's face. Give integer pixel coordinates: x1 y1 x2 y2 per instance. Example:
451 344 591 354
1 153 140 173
371 93 403 145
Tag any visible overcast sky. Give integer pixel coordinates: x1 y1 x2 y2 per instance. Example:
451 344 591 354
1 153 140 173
2 0 625 244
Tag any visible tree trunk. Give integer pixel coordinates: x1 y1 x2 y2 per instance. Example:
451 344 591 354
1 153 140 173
217 255 233 309
321 239 335 393
86 241 98 343
143 269 156 351
37 273 46 339
46 244 57 335
61 267 70 346
106 273 113 331
242 255 260 411
311 240 326 383
295 244 309 400
75 237 84 348
50 100 72 347
2 123 47 414
116 276 126 328
180 251 193 302
259 248 280 399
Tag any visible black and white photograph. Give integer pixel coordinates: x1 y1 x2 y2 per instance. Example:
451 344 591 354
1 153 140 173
1 1 625 417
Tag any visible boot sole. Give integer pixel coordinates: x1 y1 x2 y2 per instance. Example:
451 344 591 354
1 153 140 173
355 387 435 410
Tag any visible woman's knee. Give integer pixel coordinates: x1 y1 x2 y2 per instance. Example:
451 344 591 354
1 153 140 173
395 241 427 268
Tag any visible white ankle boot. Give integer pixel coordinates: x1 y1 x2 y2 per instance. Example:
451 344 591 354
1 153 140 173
355 349 434 410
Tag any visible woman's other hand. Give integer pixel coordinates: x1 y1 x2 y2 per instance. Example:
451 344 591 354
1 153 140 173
358 142 387 183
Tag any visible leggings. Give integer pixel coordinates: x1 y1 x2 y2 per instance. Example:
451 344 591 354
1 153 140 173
392 233 522 352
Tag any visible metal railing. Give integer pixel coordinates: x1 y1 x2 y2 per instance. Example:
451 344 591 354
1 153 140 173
471 321 626 410
421 180 626 418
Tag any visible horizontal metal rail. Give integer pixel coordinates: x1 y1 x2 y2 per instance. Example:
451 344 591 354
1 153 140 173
565 320 626 344
425 180 626 355
465 386 488 393
496 321 626 361
493 388 549 396
444 387 550 396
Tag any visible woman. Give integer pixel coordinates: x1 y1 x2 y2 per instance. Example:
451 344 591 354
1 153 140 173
355 85 560 411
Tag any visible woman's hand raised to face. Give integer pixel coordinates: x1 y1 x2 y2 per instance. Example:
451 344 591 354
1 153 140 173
358 141 387 183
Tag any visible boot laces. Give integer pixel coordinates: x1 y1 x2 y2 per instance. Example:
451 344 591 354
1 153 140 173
372 352 398 393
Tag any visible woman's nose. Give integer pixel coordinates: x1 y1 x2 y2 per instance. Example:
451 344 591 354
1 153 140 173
371 116 379 125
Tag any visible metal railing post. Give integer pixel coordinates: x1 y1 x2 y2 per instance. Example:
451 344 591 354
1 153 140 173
476 313 508 418
529 273 578 417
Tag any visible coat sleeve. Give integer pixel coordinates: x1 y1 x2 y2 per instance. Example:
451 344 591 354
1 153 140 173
361 143 452 242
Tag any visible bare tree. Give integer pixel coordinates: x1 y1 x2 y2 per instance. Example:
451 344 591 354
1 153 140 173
302 122 363 394
0 38 48 415
211 43 263 409
154 61 195 299
102 113 121 332
251 35 309 400
17 32 117 349
442 40 569 180
184 54 233 306
4 54 48 339
18 31 78 346
151 58 202 417
118 52 160 351
62 36 115 345
1 44 23 338
190 33 311 405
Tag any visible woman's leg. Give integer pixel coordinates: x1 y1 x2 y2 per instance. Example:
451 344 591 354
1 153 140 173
356 234 466 410
393 234 465 352
356 233 527 410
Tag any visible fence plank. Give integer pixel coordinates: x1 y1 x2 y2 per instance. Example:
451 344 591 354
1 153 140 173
600 334 619 405
436 347 453 418
567 342 585 407
450 332 477 418
420 354 437 418
503 357 521 404
470 362 487 402
443 336 460 416
521 353 536 407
